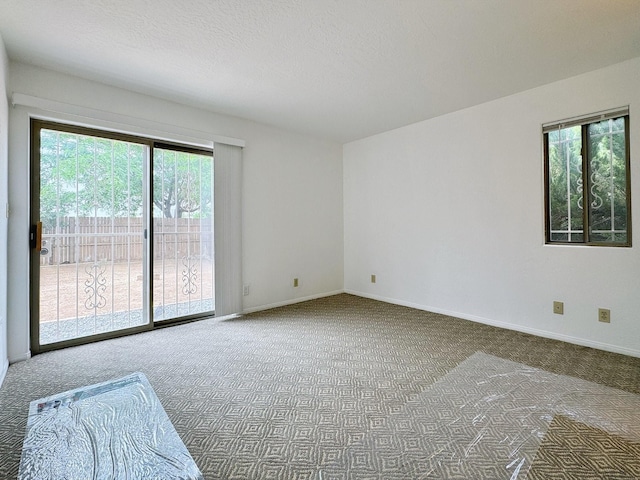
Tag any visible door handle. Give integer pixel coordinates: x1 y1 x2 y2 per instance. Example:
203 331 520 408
36 221 42 251
30 222 42 250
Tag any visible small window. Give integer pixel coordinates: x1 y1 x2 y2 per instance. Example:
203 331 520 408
544 108 631 246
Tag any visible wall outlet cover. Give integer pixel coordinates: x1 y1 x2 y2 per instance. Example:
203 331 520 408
553 301 563 315
598 308 610 323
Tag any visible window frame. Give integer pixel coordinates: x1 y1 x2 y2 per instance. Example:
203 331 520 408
543 110 632 247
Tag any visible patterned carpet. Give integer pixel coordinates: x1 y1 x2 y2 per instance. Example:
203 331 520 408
1 294 639 479
528 415 640 480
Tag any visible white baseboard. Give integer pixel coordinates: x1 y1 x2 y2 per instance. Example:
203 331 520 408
243 289 345 315
346 290 640 359
8 351 31 364
0 357 8 388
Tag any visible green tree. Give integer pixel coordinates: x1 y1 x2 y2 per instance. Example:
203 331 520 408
547 125 583 241
39 131 214 227
39 130 144 230
152 148 213 219
587 117 628 242
547 117 628 243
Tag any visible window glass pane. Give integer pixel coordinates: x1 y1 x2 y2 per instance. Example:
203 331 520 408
38 127 145 345
152 147 214 322
588 118 628 244
547 126 583 242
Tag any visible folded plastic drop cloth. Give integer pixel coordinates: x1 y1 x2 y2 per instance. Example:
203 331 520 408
18 372 203 480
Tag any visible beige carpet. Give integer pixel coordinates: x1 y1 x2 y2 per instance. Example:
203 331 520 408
528 415 640 480
1 294 639 479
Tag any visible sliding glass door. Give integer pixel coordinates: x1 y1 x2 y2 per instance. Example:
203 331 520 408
31 121 148 349
30 120 214 353
152 145 214 322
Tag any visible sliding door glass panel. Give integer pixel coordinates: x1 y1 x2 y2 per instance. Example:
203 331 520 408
38 128 147 345
152 147 214 321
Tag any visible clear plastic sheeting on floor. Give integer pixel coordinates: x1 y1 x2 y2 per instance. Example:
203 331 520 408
339 351 640 479
18 372 203 480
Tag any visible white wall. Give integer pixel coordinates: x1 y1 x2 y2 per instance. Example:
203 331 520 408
344 57 640 357
0 35 9 383
7 62 343 362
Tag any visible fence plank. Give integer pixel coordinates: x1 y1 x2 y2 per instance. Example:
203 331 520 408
40 217 210 265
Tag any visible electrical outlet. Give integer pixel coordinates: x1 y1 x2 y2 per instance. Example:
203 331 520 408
371 274 376 284
553 301 564 315
598 308 610 323
293 278 299 288
243 285 250 296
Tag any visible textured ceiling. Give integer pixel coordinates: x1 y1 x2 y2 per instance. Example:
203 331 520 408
0 0 639 143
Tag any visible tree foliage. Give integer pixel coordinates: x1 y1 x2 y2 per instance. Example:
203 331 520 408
587 118 627 242
39 130 213 230
547 117 628 243
152 148 213 219
548 125 582 240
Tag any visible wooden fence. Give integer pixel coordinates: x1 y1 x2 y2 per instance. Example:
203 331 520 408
40 217 213 265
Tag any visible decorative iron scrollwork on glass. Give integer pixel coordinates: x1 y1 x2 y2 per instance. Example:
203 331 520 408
182 255 198 295
590 169 604 210
576 166 584 210
85 262 107 310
